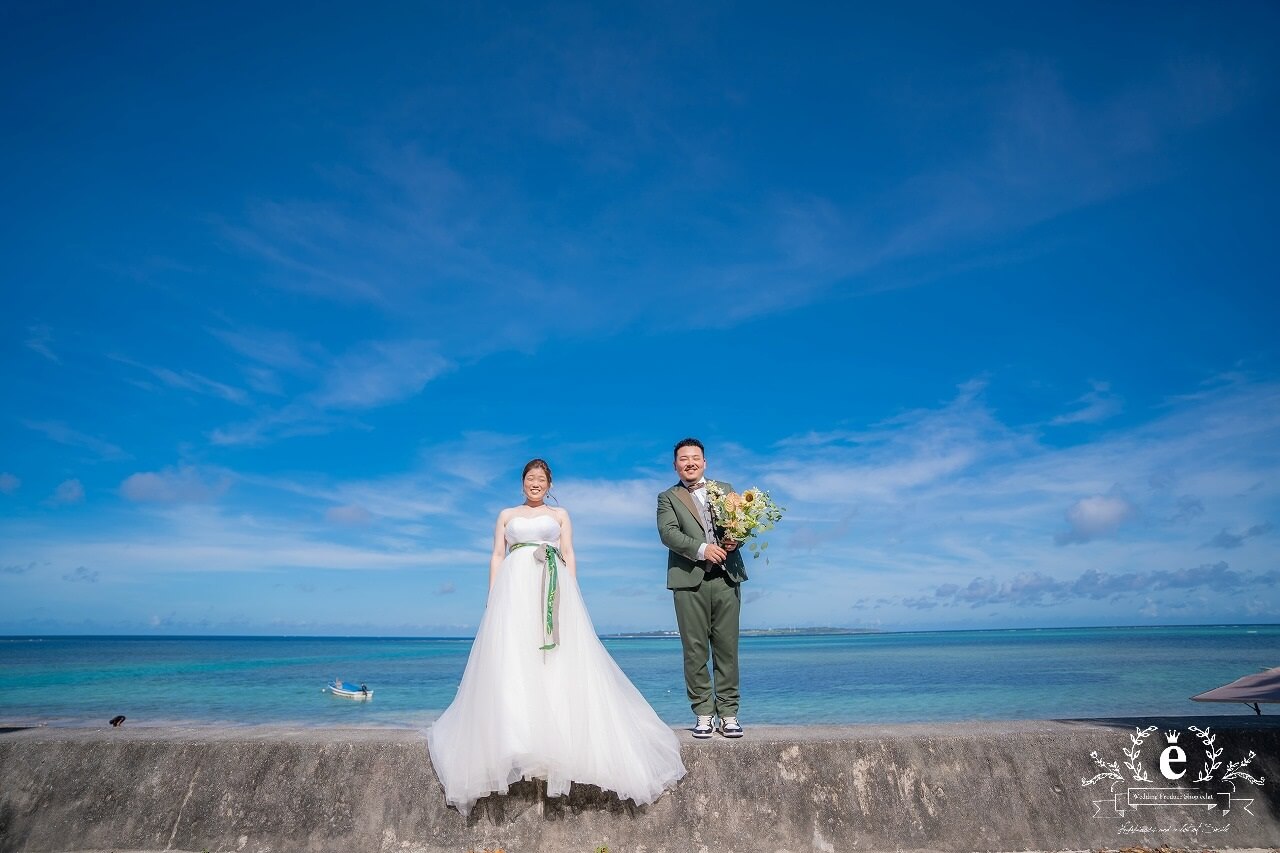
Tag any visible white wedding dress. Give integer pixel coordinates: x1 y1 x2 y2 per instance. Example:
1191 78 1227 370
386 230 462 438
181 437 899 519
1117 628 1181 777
426 514 686 816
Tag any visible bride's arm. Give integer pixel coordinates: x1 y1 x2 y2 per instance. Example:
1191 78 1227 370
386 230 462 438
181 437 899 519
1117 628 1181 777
489 510 510 592
557 509 577 577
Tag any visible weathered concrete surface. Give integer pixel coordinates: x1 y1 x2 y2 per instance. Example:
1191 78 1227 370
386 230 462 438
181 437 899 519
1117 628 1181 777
0 717 1277 853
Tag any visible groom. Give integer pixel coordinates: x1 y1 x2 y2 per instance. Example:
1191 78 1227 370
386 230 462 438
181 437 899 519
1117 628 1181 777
657 438 748 739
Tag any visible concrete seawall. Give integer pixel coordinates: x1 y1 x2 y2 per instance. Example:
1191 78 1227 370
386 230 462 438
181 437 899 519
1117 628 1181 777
1 716 1277 853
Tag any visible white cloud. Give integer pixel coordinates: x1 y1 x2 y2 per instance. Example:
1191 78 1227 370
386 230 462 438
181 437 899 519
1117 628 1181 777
120 466 231 504
0 473 19 494
1055 494 1138 545
50 479 85 505
326 504 373 526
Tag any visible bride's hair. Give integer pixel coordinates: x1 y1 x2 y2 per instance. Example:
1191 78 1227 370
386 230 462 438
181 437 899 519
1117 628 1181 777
522 458 552 485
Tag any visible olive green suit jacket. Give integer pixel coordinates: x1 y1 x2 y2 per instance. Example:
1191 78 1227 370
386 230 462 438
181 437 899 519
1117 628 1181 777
657 480 748 590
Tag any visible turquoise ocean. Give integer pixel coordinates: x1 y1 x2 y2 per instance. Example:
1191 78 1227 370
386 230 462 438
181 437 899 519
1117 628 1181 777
1 625 1276 728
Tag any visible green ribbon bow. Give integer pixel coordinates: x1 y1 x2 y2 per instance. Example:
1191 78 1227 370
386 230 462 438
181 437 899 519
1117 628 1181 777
509 541 561 650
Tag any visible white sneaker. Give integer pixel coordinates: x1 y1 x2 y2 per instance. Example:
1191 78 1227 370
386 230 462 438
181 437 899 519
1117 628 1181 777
719 716 744 738
692 714 714 738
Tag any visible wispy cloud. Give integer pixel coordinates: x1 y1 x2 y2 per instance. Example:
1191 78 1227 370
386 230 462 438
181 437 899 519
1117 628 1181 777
25 324 59 363
207 405 354 447
1205 522 1273 550
874 55 1251 268
238 434 514 528
196 36 1263 358
211 326 323 374
61 566 99 583
901 562 1278 610
23 421 128 461
0 473 19 495
209 336 451 446
766 379 1020 503
211 326 316 397
1051 381 1123 426
219 148 549 320
313 340 450 409
12 503 482 577
1170 495 1205 525
110 355 249 404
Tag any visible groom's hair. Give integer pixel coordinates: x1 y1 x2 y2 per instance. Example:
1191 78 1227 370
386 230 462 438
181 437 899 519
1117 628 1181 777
673 437 704 459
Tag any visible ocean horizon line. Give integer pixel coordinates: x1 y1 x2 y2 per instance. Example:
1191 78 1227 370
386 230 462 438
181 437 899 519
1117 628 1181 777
0 621 1274 642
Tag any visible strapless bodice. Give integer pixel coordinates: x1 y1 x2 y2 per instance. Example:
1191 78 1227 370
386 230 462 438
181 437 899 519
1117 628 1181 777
505 514 561 546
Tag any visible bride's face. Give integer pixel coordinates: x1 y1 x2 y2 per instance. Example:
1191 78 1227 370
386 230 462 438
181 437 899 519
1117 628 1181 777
523 468 550 503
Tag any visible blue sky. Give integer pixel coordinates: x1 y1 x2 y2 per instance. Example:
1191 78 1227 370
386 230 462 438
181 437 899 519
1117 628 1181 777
3 2 1278 635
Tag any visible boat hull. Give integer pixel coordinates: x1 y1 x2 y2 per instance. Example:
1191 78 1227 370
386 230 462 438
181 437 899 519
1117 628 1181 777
326 683 373 700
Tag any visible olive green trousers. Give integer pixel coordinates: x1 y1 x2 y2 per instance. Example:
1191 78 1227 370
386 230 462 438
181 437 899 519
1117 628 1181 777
672 573 741 717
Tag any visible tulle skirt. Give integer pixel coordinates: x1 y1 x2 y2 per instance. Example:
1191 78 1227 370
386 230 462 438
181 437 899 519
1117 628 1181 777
426 545 686 815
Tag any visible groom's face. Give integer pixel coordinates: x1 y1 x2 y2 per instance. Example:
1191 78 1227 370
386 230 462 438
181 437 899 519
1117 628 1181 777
674 445 705 484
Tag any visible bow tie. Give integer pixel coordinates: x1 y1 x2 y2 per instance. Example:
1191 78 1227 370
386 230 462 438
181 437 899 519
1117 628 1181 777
683 481 705 492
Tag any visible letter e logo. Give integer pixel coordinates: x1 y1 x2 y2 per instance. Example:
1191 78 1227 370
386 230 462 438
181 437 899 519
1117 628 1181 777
1160 745 1186 780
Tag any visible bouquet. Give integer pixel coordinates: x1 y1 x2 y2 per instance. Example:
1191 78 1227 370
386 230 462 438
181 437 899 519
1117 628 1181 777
705 482 785 558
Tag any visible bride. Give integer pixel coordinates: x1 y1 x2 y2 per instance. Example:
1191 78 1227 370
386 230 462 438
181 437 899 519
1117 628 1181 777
427 459 686 816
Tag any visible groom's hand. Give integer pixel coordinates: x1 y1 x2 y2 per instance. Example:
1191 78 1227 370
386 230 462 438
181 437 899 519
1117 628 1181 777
704 543 729 564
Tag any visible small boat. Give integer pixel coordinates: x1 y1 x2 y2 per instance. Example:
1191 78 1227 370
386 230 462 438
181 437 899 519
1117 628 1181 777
326 679 373 700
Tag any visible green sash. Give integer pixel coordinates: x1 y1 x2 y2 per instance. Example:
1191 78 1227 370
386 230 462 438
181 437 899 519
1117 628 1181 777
509 541 562 650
